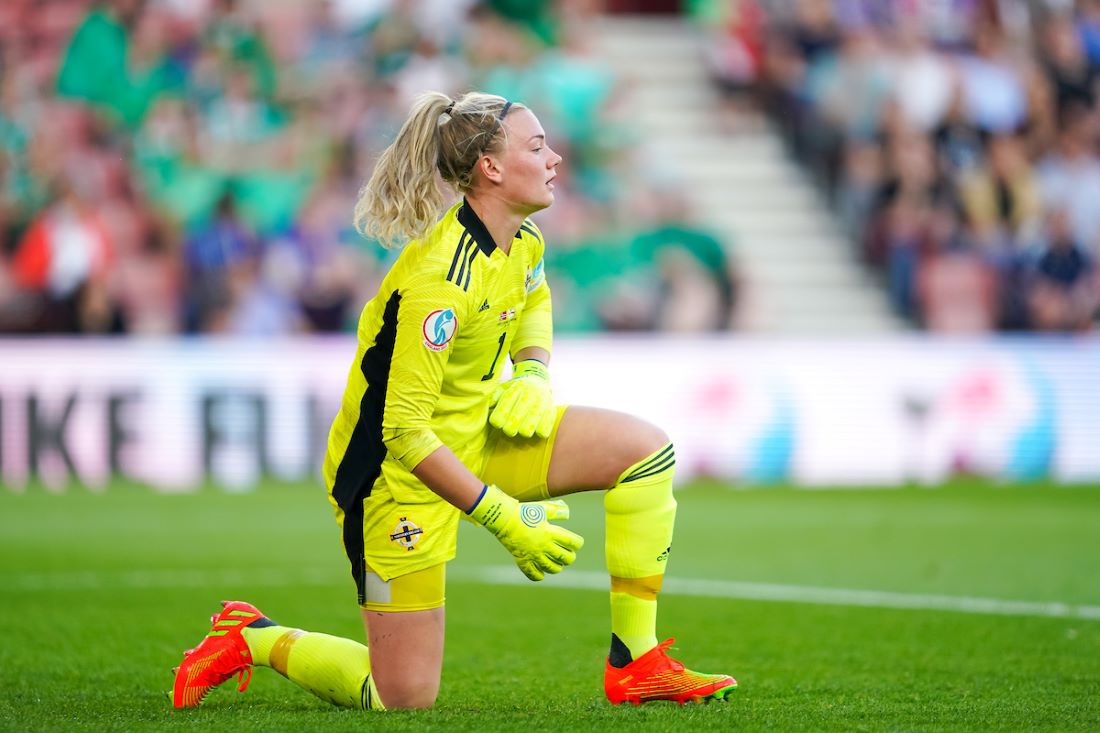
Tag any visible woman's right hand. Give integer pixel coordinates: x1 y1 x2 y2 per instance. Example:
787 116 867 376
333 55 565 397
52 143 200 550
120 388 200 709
466 484 584 581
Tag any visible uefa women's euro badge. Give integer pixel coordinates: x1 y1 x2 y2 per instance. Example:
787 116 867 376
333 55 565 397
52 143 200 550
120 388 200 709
422 308 457 351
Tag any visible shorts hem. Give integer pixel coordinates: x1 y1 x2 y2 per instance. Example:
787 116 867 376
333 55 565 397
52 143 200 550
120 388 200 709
365 551 455 584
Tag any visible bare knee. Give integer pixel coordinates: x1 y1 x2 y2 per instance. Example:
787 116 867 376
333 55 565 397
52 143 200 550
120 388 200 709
363 607 443 710
634 420 670 459
550 407 672 492
375 674 439 709
603 417 670 487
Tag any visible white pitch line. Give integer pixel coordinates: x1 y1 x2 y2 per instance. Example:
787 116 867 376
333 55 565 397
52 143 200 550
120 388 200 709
4 566 1099 621
450 567 1100 621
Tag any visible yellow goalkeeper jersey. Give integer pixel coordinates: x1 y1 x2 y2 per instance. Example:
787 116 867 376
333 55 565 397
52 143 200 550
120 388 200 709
324 199 552 512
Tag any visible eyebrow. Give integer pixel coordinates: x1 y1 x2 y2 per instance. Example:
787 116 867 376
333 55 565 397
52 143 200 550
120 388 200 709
528 134 545 142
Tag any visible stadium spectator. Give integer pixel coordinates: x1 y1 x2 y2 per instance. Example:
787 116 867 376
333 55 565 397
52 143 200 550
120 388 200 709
1037 11 1098 117
956 22 1030 135
9 172 116 333
170 90 738 712
957 131 1042 243
889 19 956 134
541 196 645 332
695 0 768 132
181 190 256 333
916 203 1000 334
1036 103 1100 258
626 179 740 331
1027 207 1099 331
753 0 1100 332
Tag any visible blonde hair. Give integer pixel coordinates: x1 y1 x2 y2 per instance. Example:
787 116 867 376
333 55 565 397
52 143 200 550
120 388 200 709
354 91 523 248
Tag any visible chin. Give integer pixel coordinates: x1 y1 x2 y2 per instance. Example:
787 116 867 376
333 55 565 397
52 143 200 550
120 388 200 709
523 198 553 215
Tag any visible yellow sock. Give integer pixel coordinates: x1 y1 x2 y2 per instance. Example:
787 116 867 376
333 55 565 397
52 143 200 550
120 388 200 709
241 625 384 710
604 442 676 662
609 589 659 659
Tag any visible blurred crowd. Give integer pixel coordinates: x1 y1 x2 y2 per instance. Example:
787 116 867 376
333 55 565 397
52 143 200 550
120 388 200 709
699 0 1100 332
22 0 1095 339
0 0 739 336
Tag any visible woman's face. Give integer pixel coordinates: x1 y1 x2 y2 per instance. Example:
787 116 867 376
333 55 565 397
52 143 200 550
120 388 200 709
491 108 562 214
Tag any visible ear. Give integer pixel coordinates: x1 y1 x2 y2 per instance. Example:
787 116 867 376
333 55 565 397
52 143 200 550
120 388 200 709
477 153 504 185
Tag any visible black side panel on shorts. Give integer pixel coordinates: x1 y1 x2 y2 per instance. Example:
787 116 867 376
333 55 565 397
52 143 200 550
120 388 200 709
343 499 367 605
331 290 401 512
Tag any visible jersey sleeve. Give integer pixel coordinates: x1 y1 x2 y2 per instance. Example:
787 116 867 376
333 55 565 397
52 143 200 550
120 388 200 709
381 270 469 472
510 221 553 357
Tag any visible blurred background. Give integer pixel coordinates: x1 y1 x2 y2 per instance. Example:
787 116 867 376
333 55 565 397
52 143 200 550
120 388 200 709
1 0 1098 491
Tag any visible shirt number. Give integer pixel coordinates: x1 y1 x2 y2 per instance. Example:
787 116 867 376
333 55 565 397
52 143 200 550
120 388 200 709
480 332 506 382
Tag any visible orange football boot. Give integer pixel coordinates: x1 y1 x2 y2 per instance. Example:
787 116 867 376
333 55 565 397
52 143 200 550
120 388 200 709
604 638 738 705
172 601 265 708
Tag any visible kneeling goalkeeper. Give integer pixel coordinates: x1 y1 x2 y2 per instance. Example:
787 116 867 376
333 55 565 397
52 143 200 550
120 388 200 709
171 91 737 710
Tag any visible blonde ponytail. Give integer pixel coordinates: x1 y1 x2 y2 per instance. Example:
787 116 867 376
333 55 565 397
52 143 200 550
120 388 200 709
354 91 523 248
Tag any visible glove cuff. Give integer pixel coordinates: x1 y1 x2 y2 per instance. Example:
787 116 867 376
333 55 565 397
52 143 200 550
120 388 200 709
466 483 516 535
512 359 549 381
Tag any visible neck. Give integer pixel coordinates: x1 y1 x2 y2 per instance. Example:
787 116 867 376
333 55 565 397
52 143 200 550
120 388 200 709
464 192 528 255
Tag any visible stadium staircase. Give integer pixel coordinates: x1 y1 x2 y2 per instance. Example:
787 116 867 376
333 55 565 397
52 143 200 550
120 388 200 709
593 15 906 334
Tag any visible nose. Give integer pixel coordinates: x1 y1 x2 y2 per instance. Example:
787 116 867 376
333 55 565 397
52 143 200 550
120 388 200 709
548 147 562 169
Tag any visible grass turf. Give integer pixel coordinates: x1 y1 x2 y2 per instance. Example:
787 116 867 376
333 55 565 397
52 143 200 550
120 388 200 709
1 481 1098 731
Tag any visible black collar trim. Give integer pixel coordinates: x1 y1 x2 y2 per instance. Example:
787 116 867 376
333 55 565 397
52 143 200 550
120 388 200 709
456 200 498 256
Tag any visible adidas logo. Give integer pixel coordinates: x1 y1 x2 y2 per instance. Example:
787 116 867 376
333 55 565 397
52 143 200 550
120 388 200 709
478 299 490 312
656 546 671 562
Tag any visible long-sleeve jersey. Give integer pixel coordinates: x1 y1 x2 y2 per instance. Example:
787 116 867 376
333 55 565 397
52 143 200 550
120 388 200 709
324 199 552 512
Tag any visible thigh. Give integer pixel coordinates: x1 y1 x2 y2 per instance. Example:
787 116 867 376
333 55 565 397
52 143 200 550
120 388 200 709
546 406 669 497
362 606 445 709
481 404 567 502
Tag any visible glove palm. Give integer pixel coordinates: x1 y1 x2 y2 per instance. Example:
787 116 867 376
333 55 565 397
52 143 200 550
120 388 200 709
467 484 584 581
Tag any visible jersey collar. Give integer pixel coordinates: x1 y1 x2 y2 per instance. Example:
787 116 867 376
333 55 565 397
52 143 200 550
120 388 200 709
457 200 500 256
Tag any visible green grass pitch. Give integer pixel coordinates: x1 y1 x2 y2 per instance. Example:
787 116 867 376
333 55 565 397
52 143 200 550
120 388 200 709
1 480 1098 732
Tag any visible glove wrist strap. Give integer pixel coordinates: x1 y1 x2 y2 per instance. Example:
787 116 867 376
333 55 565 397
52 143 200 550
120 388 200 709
465 484 488 515
467 484 513 534
513 359 549 381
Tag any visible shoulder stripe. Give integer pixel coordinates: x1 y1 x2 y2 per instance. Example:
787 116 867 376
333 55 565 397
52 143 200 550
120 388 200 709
463 247 479 291
453 236 475 288
448 232 476 288
519 222 540 240
447 232 471 283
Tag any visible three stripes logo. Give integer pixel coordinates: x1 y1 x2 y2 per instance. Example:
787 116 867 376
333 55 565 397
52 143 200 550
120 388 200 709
620 444 675 484
446 232 479 291
207 609 257 637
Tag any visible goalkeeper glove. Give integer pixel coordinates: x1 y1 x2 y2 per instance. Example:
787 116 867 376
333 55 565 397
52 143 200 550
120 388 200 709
466 484 584 581
489 359 556 439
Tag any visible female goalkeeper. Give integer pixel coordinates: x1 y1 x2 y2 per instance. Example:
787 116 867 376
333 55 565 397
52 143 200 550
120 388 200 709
172 91 737 710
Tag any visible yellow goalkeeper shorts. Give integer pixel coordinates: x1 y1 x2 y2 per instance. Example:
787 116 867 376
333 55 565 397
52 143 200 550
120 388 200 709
338 405 569 610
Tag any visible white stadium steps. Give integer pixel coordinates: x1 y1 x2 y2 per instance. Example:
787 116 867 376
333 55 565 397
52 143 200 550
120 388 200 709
592 15 906 335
